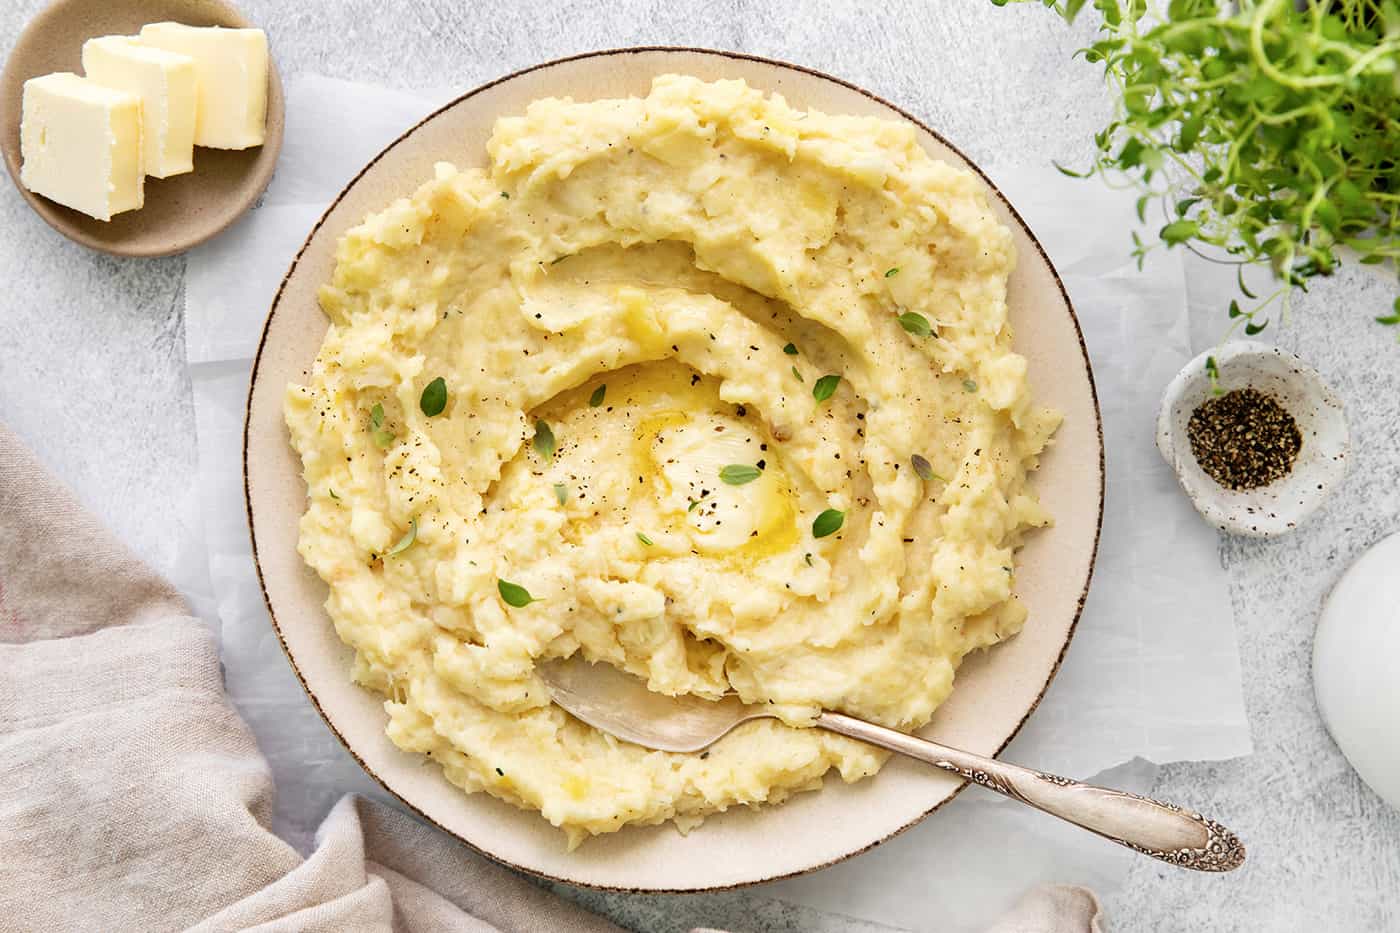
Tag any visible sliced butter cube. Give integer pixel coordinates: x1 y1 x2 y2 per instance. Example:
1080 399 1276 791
19 73 143 221
138 22 267 150
82 35 196 178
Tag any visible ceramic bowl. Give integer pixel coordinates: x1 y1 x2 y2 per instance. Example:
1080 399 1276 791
1156 341 1348 537
244 48 1104 891
0 0 284 258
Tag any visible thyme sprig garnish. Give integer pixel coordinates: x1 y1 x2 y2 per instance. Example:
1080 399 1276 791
497 579 537 607
720 464 762 485
898 311 934 337
369 403 395 448
813 509 845 538
420 377 447 417
813 374 841 402
386 518 417 556
533 420 556 461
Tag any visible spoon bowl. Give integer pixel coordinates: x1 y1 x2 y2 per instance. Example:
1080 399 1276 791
536 656 766 753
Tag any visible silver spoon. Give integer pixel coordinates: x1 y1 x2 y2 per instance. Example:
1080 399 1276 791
538 656 1245 872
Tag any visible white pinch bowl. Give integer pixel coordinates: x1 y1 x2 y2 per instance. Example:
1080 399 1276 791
1156 340 1348 537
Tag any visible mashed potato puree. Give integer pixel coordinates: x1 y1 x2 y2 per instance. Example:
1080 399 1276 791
285 75 1060 847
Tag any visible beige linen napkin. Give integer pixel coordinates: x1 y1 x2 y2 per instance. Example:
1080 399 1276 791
0 422 621 933
0 420 1102 933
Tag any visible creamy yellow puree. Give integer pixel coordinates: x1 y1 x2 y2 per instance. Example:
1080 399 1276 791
286 75 1060 847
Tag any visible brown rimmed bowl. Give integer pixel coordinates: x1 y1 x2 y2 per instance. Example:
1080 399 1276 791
243 47 1104 892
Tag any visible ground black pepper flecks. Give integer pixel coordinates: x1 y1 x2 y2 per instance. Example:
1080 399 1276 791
1187 388 1302 490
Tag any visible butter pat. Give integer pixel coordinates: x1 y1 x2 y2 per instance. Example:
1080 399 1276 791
82 36 196 178
138 22 267 150
20 73 143 221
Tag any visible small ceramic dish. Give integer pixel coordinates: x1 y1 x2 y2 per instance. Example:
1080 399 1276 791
1156 340 1348 537
0 0 284 258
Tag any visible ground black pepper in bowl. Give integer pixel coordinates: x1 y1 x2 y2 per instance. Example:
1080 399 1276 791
1187 388 1302 491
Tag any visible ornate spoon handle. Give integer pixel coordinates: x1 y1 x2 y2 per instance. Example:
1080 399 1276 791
815 711 1245 872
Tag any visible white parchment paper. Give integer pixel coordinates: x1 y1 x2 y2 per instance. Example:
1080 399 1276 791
183 75 1250 932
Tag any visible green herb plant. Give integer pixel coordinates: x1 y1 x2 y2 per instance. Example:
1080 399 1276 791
999 0 1400 334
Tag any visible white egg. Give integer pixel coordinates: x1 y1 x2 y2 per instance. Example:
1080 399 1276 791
1313 531 1400 810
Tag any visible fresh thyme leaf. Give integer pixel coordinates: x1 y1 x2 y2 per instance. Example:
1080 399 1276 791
898 312 933 337
791 366 804 383
885 267 899 278
386 518 417 557
1244 319 1269 336
497 579 536 607
533 420 556 461
636 532 654 546
420 377 447 417
328 489 340 500
720 464 762 485
911 454 936 482
1160 220 1197 246
499 191 509 199
804 552 813 567
589 384 606 407
370 403 395 448
553 483 568 505
1205 356 1222 396
962 379 978 393
687 498 700 512
813 374 840 403
812 509 845 539
783 342 798 355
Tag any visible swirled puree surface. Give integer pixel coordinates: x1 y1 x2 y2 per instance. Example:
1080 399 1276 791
286 75 1060 847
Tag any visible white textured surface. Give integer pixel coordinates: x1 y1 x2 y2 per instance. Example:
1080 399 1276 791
2 1 1398 930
